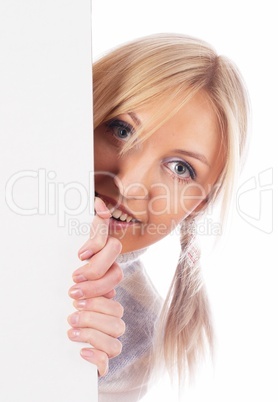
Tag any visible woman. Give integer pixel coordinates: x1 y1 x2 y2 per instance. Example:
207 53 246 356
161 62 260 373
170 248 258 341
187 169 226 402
67 33 249 401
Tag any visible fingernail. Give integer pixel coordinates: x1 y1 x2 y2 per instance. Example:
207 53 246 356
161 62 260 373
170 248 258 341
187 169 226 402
69 329 81 339
73 274 87 283
95 197 112 218
68 312 79 326
69 288 84 299
81 349 94 358
79 249 93 260
97 210 112 218
74 300 87 309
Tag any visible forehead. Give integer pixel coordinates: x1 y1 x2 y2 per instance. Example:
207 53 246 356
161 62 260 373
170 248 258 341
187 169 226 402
137 90 222 150
165 92 219 136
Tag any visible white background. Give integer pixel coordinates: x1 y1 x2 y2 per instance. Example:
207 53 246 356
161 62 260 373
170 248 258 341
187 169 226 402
0 1 98 401
0 1 276 401
92 0 277 401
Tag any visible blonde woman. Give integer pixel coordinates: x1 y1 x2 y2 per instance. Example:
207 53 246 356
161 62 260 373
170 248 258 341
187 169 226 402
67 33 249 401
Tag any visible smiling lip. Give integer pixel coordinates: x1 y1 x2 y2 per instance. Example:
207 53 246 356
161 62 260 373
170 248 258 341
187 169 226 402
95 192 141 224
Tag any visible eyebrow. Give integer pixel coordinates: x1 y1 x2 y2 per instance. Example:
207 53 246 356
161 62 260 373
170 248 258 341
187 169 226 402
128 112 141 126
172 149 210 167
128 112 210 167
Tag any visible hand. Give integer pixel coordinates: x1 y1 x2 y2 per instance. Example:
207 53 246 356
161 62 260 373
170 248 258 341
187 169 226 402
67 197 125 376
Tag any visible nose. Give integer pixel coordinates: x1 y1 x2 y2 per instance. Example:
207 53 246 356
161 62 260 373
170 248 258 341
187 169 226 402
113 154 153 200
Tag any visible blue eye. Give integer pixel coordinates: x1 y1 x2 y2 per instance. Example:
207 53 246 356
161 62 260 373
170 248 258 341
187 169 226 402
107 119 134 142
165 160 196 181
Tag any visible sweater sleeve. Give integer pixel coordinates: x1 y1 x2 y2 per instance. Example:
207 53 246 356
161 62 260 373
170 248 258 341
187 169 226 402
98 258 163 401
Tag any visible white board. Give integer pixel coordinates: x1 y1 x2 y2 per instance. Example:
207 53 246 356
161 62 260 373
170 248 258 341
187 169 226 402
0 1 97 400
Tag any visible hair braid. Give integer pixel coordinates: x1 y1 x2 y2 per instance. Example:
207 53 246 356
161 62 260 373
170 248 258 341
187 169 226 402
158 218 214 383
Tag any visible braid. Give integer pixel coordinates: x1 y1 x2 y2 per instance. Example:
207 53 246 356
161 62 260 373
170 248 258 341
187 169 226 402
158 218 214 383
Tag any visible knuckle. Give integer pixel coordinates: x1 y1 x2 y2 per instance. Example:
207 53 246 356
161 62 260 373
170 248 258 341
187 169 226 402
112 263 124 283
114 301 124 317
96 296 111 312
113 319 126 337
93 236 106 251
108 339 122 358
108 237 122 253
90 297 100 312
85 298 95 311
78 311 89 326
98 351 108 367
90 283 101 297
87 263 102 279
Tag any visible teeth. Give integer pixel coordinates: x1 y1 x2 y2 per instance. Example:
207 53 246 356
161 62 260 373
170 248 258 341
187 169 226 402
120 213 127 221
107 203 136 223
112 209 122 219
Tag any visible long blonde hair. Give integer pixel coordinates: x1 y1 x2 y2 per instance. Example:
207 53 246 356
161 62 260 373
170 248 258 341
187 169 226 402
93 33 249 384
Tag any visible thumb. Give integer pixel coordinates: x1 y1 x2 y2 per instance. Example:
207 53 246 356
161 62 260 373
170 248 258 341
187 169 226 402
78 197 111 260
94 196 112 220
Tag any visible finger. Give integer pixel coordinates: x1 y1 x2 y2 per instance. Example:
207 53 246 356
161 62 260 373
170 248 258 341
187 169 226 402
102 289 116 299
68 311 125 338
73 237 122 282
93 196 112 219
80 348 109 377
69 262 123 300
73 297 124 317
67 328 122 358
78 197 111 261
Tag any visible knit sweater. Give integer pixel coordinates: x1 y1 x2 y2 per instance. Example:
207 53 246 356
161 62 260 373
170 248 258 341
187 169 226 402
98 249 163 402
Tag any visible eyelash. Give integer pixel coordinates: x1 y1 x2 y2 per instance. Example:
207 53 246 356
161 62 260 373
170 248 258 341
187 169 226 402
163 160 197 183
105 118 197 183
105 119 134 144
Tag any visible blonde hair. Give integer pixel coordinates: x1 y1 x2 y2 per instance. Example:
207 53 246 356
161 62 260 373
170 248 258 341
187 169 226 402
93 33 249 384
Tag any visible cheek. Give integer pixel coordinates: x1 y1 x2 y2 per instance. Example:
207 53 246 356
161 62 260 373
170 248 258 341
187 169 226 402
94 143 118 173
148 185 172 216
94 147 118 190
148 182 208 220
179 183 209 215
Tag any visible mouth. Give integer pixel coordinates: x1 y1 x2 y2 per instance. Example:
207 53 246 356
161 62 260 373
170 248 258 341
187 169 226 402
95 192 141 224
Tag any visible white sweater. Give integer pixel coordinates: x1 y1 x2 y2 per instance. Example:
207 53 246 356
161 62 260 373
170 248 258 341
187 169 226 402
98 249 163 402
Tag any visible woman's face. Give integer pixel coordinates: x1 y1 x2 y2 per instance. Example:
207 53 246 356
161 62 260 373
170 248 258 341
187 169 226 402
94 90 224 253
